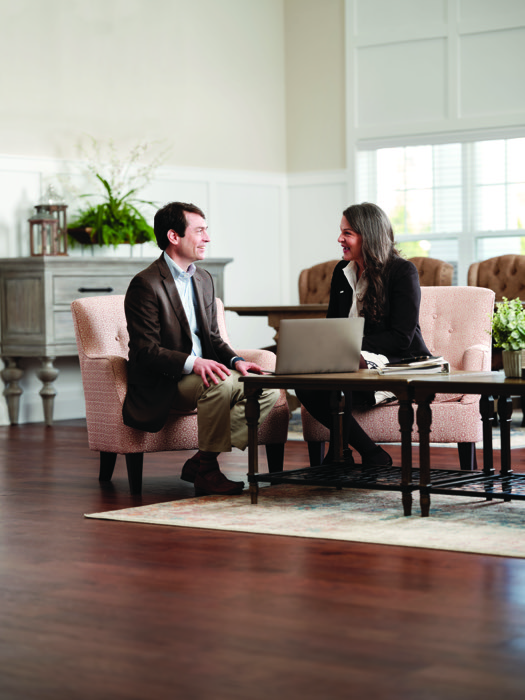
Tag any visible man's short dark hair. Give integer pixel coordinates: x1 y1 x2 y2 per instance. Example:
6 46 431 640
153 201 206 250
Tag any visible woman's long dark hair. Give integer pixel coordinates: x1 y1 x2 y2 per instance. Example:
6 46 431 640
342 202 400 325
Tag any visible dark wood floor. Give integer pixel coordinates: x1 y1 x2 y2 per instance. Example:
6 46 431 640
1 420 525 700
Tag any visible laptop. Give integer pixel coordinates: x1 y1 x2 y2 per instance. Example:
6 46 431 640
274 317 365 375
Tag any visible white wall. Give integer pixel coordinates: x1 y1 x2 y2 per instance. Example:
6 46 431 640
0 0 287 172
284 0 346 172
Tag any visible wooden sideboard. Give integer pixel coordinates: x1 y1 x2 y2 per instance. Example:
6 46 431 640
0 256 232 425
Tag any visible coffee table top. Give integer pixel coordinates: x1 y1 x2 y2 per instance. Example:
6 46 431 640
241 369 525 399
240 369 413 398
410 370 525 396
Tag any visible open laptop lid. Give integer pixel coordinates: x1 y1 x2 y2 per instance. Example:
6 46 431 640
274 317 365 375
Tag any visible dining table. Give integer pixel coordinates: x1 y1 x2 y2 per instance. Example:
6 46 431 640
225 304 328 345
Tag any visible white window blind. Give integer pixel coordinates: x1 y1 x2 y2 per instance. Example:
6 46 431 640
356 135 525 284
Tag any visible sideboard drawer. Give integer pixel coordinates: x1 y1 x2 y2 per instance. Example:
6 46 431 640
53 275 132 304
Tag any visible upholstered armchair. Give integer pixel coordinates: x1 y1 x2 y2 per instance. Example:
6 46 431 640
301 286 495 471
71 295 289 495
408 257 454 286
298 260 340 303
468 254 525 302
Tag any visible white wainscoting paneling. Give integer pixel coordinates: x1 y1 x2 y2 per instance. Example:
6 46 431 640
459 27 525 118
356 38 447 127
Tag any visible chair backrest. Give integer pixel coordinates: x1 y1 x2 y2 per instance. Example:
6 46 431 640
299 256 456 304
215 298 231 345
298 260 339 303
71 295 230 359
468 254 525 301
418 286 494 370
72 295 129 359
409 256 454 286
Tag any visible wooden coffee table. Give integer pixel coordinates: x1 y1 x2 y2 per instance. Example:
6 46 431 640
411 372 525 516
243 369 525 517
241 370 417 515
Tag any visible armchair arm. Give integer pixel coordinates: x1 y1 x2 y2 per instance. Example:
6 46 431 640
236 348 276 372
80 355 128 405
462 344 492 372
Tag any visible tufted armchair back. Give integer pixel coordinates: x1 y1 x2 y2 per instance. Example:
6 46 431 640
299 256 454 304
408 257 454 286
298 260 339 303
72 294 130 360
417 286 494 371
468 254 525 301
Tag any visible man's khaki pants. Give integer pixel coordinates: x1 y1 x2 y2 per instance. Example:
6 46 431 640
172 371 279 453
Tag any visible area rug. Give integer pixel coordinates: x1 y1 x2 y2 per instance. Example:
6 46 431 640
86 484 525 558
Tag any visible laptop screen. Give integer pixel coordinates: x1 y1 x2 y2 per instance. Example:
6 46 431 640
275 317 364 374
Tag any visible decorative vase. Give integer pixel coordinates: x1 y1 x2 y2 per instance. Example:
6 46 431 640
502 349 523 378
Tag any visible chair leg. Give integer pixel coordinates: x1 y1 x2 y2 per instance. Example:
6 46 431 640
125 453 144 495
521 396 525 428
99 452 117 482
307 441 325 467
265 443 285 473
458 442 477 470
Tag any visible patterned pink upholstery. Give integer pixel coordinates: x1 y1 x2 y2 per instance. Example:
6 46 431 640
71 295 289 490
301 286 495 462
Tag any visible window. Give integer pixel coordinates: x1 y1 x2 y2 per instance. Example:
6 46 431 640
356 135 525 284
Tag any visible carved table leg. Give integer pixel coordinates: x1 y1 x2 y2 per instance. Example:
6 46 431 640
480 395 495 500
1 357 24 425
480 395 495 475
245 389 261 504
416 391 435 517
37 356 59 427
398 398 414 516
497 395 513 502
329 390 345 464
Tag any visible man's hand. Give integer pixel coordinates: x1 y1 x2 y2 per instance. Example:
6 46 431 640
233 360 268 376
192 357 231 387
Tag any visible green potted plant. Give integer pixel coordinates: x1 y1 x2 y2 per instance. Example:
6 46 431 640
67 138 168 247
491 296 525 377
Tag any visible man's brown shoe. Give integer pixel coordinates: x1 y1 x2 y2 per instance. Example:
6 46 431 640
194 466 245 496
180 453 201 483
182 453 244 493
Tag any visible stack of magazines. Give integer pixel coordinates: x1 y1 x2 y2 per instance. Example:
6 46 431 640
378 355 450 375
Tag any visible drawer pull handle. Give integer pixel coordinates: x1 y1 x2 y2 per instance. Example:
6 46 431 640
78 287 114 293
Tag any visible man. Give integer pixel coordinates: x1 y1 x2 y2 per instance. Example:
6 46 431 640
123 201 279 495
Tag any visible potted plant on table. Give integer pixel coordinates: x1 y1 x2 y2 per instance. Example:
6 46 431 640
67 138 168 248
491 296 525 377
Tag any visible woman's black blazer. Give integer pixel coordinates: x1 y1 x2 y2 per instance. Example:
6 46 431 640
326 256 430 363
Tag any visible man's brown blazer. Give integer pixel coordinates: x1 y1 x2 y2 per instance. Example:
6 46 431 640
122 254 237 433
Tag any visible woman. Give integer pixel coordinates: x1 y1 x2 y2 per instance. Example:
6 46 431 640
296 202 430 466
